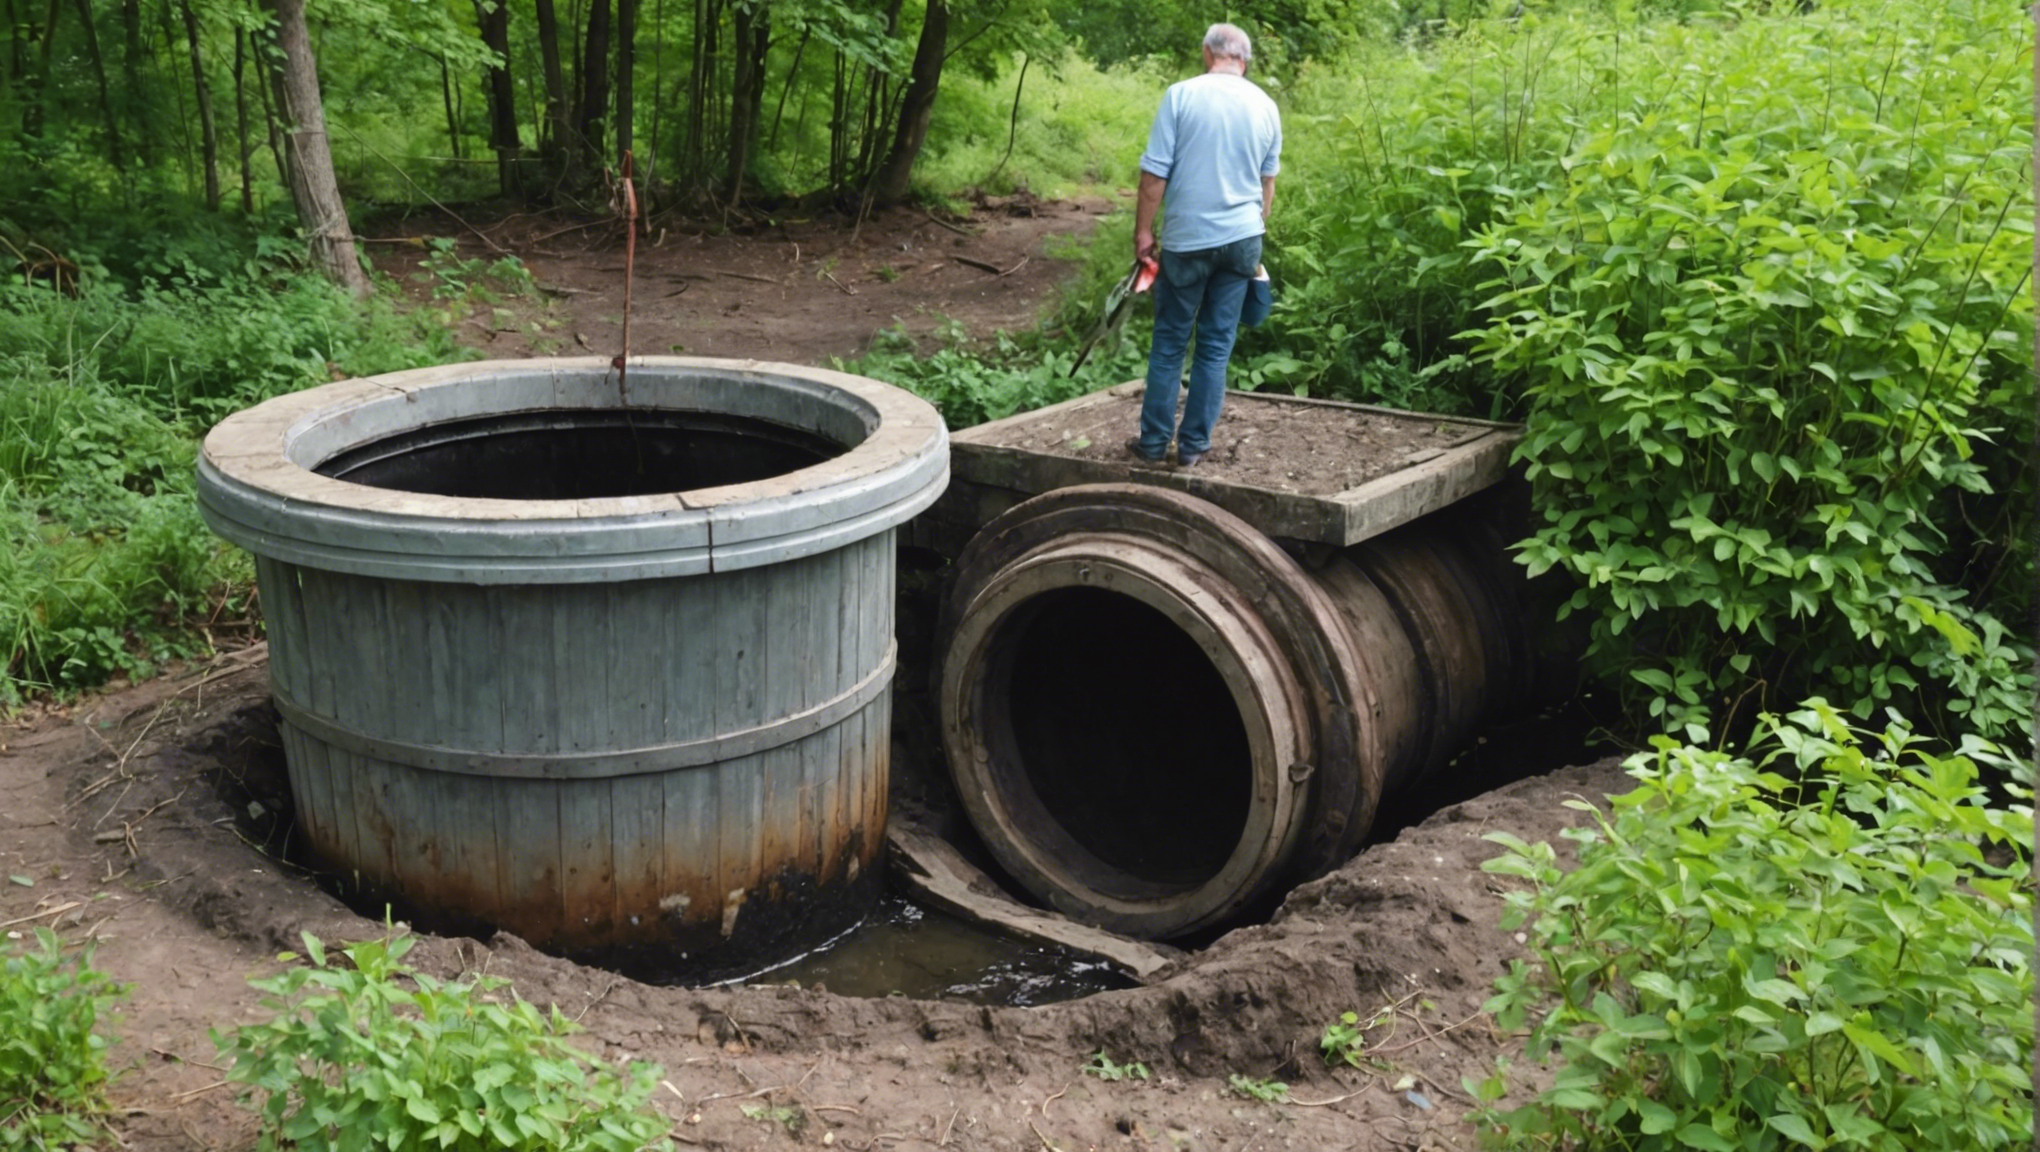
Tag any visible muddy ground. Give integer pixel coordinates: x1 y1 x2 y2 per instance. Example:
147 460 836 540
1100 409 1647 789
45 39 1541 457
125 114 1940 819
0 199 1633 1152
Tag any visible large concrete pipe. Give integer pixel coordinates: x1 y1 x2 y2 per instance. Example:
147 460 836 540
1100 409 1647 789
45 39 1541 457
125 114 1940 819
197 358 947 981
936 484 1525 939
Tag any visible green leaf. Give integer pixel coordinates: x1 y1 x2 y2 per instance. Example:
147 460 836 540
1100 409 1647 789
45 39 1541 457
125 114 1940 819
1674 1122 1737 1151
1767 1111 1823 1148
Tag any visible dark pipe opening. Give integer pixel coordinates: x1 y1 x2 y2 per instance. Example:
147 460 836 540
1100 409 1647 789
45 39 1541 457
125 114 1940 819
988 588 1250 894
315 409 844 498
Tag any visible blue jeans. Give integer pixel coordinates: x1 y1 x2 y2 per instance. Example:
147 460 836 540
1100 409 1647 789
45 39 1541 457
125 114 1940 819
1138 234 1262 459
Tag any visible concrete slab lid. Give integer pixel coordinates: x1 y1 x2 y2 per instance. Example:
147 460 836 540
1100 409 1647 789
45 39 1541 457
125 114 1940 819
196 356 949 583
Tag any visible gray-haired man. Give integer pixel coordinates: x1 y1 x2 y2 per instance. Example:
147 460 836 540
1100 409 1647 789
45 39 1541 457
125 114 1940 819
1127 23 1282 468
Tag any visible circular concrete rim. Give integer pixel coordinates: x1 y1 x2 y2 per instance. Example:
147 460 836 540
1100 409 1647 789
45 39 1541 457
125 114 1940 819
196 357 949 583
940 537 1310 938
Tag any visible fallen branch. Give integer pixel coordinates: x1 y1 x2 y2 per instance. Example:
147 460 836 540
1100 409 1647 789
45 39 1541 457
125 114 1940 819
719 271 784 285
998 255 1030 277
952 256 1002 274
1039 1082 1066 1119
821 270 856 295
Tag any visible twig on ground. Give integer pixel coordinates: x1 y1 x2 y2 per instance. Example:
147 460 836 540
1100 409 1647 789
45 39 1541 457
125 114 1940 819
1370 1007 1488 1056
575 976 620 1022
1039 1082 1067 1119
938 1106 959 1146
814 1104 861 1115
821 270 856 295
1028 1119 1063 1152
953 256 1002 274
1289 1087 1372 1107
998 255 1030 277
923 209 974 237
168 1080 230 1102
0 901 82 929
719 271 783 285
150 1048 228 1071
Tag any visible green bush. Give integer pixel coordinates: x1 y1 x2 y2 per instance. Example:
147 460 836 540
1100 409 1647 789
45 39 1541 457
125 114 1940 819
1477 702 2033 1151
0 267 469 705
0 929 125 1150
1462 0 2033 742
216 930 674 1152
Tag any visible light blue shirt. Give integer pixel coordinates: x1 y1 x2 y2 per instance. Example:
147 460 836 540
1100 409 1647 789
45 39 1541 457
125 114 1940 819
1139 72 1282 253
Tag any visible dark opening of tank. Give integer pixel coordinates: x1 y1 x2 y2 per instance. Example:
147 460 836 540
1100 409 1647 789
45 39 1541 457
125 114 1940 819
314 409 843 498
989 587 1251 892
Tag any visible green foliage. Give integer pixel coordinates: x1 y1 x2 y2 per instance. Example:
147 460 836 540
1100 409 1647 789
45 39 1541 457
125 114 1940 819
216 929 674 1152
1080 1051 1150 1082
0 271 466 705
1478 702 2033 1152
1465 0 2034 743
914 50 1159 198
1320 1010 1371 1068
1226 1074 1290 1103
840 322 1143 430
0 929 125 1151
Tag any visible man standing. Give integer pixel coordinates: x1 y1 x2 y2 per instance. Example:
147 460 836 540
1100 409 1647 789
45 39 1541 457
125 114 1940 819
1127 23 1281 468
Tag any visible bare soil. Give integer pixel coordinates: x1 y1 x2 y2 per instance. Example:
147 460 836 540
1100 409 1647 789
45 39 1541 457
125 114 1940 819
964 389 1499 494
373 192 1117 365
0 203 1631 1152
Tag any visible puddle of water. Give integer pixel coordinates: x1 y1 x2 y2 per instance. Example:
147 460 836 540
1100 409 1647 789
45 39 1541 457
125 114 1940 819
736 892 1136 1005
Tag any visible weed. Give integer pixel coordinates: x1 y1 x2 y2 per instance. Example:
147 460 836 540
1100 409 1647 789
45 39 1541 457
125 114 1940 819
1477 702 2032 1151
215 927 673 1152
1080 1052 1150 1082
739 1103 806 1135
1227 1074 1289 1103
0 928 125 1149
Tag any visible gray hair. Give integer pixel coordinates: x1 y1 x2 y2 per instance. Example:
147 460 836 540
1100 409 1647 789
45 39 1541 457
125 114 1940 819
1203 23 1252 63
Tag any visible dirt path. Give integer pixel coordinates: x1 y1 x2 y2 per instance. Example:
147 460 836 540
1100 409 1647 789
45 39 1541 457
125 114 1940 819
0 204 1627 1152
374 193 1118 365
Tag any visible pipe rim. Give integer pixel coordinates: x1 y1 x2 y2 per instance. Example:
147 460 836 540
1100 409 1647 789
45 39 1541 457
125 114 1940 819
196 357 948 582
942 540 1310 935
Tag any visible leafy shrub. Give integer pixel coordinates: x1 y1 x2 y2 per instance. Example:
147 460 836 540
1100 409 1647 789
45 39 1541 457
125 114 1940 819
216 929 673 1152
1478 702 2033 1151
0 267 467 705
0 928 125 1150
842 323 1144 430
1463 0 2033 743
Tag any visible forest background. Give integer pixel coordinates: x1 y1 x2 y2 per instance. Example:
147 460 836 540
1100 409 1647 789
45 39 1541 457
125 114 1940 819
0 1 2032 1148
3 0 2028 753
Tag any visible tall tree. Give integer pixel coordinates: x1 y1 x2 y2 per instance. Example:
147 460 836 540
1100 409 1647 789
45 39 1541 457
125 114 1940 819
723 0 770 202
867 0 944 206
177 0 221 208
473 0 519 194
575 0 612 173
615 0 637 157
266 0 368 295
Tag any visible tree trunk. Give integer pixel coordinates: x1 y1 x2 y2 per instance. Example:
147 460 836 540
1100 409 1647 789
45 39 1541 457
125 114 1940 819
722 1 769 203
868 0 944 207
614 0 636 158
23 0 58 139
533 0 570 174
178 0 221 209
121 0 152 165
473 0 519 194
265 0 369 296
70 0 124 172
233 25 253 211
575 0 611 173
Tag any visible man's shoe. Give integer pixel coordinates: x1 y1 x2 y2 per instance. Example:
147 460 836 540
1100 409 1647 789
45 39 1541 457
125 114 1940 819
1176 447 1206 468
1124 436 1166 465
